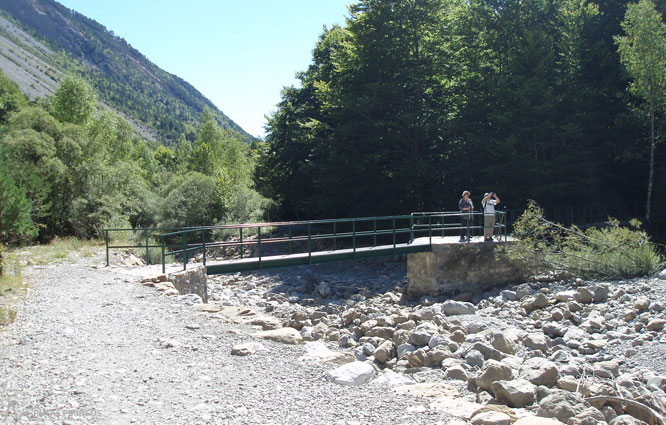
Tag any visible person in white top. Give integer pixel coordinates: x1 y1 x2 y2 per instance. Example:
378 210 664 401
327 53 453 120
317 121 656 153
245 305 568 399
482 192 500 242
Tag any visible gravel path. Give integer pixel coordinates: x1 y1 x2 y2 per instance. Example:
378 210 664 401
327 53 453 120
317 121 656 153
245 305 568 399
0 252 454 425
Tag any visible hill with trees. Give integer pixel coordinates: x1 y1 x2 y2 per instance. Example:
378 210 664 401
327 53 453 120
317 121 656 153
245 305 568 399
0 0 252 144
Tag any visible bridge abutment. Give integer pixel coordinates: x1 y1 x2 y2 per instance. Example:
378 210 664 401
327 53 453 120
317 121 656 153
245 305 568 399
407 238 527 300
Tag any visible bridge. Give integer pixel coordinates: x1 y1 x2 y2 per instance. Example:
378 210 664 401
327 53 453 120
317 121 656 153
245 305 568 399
153 211 507 274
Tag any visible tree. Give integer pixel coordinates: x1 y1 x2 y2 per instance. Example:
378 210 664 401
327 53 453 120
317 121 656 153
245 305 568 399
50 75 97 125
0 168 38 244
615 0 666 221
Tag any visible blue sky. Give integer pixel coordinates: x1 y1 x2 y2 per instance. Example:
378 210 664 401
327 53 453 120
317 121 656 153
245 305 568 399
56 0 352 138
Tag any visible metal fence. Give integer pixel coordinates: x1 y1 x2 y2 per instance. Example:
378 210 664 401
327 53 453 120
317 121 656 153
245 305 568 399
157 211 508 274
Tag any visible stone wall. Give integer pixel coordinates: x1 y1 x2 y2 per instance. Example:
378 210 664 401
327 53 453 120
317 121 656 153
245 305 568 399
407 240 527 300
168 266 208 303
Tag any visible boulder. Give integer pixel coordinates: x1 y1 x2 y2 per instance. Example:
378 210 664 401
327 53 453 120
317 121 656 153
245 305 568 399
566 407 606 425
374 340 395 364
443 364 469 381
365 326 395 339
524 333 550 353
471 411 512 425
397 343 417 359
253 327 303 345
299 342 355 364
520 358 559 387
475 359 514 391
522 293 550 312
536 390 592 423
646 319 666 331
250 316 282 330
394 383 459 398
441 300 476 316
609 414 650 425
472 342 505 361
465 350 485 368
409 322 439 346
491 379 536 408
325 361 375 386
490 331 519 355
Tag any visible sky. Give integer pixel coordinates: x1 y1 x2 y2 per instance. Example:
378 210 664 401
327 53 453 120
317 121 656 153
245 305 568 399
55 0 352 138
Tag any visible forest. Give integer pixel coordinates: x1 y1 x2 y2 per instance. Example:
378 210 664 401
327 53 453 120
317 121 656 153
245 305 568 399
256 0 666 237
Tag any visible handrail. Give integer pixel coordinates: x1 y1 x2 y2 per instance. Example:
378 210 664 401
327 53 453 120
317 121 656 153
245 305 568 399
158 211 508 273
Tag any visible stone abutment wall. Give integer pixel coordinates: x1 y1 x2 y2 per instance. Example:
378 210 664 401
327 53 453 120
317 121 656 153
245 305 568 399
407 239 527 300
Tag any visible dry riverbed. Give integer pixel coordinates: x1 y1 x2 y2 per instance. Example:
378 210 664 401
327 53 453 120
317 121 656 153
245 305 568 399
1 249 665 425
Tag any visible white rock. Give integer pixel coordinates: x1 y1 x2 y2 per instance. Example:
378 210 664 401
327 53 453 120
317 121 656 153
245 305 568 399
231 342 264 356
253 327 303 345
299 341 354 364
369 371 416 387
325 361 375 386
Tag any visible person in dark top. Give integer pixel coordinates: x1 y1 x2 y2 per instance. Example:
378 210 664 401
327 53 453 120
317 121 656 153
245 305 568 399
458 190 474 242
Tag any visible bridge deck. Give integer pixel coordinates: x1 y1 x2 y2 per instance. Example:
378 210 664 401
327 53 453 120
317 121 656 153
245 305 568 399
204 235 489 274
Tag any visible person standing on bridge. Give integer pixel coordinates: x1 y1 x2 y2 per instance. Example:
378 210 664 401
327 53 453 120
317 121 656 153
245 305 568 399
458 191 474 242
482 192 501 242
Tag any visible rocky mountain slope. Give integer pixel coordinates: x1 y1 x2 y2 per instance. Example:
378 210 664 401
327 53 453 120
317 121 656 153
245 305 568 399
0 0 252 144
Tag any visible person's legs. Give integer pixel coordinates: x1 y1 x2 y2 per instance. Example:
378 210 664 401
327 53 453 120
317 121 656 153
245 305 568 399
484 215 494 240
460 215 467 241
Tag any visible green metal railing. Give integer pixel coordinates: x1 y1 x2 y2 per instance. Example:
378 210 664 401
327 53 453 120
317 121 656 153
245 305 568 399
158 211 507 274
103 227 189 266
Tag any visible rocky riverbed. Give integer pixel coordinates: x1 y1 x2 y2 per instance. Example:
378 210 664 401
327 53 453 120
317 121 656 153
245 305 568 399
1 249 666 424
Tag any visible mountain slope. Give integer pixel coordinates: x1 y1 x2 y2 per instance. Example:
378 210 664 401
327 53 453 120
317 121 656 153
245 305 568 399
0 0 252 143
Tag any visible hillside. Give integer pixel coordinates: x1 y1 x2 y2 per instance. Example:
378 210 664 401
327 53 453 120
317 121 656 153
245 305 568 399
0 0 252 144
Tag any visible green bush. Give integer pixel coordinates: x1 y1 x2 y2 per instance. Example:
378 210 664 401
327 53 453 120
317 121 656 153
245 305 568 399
509 201 664 279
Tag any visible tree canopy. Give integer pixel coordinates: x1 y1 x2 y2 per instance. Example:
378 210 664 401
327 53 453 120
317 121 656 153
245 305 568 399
258 0 665 231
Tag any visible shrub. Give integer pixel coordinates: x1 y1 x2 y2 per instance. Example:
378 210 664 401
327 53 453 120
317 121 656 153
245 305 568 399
508 201 664 279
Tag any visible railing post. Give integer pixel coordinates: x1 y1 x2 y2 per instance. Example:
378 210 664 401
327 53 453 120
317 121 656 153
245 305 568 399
183 232 188 271
333 222 337 251
105 229 109 267
428 215 432 246
202 230 206 267
145 229 150 265
307 222 312 264
373 219 377 247
353 220 356 259
466 213 471 242
410 214 414 242
392 217 396 255
240 228 243 259
161 235 165 274
288 224 292 254
257 226 262 269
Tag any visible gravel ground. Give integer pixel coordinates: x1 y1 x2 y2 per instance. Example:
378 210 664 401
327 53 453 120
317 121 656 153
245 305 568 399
0 251 456 425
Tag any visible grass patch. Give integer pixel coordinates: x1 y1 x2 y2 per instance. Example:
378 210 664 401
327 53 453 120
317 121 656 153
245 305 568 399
0 250 25 326
11 237 103 267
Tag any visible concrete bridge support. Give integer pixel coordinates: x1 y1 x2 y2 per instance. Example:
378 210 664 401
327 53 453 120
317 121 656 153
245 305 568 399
406 237 527 300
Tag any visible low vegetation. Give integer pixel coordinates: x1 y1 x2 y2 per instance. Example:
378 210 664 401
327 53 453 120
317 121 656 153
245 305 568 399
508 201 664 279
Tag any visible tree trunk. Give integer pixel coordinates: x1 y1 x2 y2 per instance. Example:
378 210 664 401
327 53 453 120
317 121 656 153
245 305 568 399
646 99 656 222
